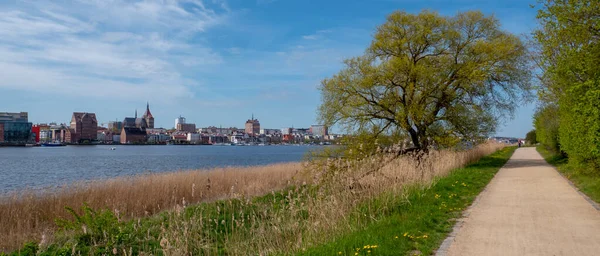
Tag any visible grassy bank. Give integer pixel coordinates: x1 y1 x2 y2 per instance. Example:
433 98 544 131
0 162 305 252
298 146 516 255
3 143 508 255
537 146 600 203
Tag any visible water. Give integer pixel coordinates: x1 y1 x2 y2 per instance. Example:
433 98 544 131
0 145 319 194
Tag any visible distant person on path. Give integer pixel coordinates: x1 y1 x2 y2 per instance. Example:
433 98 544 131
518 140 522 148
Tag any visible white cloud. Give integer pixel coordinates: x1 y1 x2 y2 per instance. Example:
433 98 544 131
0 0 228 102
302 35 317 40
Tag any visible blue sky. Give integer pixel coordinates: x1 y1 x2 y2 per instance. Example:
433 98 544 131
0 0 538 137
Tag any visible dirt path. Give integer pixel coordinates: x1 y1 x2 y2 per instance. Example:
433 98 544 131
437 147 600 256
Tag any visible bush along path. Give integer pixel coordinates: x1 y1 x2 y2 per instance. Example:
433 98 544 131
297 146 516 256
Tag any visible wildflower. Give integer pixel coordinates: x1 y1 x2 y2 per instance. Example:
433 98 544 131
423 235 428 238
339 252 342 255
355 253 358 256
403 232 408 237
372 245 378 248
435 194 440 199
368 250 371 253
395 236 398 239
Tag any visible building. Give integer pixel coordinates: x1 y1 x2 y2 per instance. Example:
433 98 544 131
31 125 40 143
120 127 147 144
108 121 123 133
70 112 98 143
310 125 329 137
175 116 186 128
142 102 154 129
123 109 148 129
50 123 68 143
177 123 196 133
187 133 200 144
0 112 33 144
260 128 280 135
245 114 260 136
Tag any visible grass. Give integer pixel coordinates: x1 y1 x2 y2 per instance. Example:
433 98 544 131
537 145 600 203
0 162 305 252
297 146 516 256
2 143 509 255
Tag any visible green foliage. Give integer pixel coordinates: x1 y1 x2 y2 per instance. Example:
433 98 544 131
299 147 516 255
319 10 531 151
534 0 600 170
533 104 560 152
525 129 537 145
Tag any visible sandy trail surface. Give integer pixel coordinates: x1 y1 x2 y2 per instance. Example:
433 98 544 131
438 147 600 256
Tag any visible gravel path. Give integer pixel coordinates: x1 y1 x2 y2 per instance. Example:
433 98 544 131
438 147 600 256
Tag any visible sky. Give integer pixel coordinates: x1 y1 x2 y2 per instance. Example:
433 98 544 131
0 0 538 137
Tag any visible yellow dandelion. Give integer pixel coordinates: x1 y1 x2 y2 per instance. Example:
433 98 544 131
423 235 429 238
395 236 398 239
372 245 378 248
339 252 342 255
355 253 358 256
403 232 408 237
367 250 371 253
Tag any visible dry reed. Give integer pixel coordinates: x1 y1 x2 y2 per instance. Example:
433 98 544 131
1 142 505 254
158 142 506 255
0 162 305 252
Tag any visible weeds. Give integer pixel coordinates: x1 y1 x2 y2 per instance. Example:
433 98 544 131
3 143 506 255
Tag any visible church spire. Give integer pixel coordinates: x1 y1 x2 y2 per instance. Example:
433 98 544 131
135 109 137 118
146 101 149 112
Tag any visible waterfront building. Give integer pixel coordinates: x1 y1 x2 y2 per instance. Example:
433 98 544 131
31 125 40 143
177 123 196 133
39 128 52 142
245 114 260 136
34 124 51 143
171 132 188 143
123 108 149 130
120 127 147 144
70 112 98 143
310 125 329 137
281 128 292 135
0 112 33 144
187 133 200 144
175 116 186 128
260 128 280 135
108 121 123 133
146 128 167 135
142 102 154 129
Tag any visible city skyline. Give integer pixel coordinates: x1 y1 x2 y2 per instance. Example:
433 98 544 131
0 0 538 137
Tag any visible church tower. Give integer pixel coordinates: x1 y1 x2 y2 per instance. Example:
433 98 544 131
142 102 155 129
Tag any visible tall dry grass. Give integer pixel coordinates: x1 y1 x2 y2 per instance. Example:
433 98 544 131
159 142 506 255
1 142 506 254
0 162 305 252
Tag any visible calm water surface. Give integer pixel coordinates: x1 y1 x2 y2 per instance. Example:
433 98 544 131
0 145 319 194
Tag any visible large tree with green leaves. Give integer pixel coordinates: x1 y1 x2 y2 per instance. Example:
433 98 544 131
319 10 531 152
534 0 600 167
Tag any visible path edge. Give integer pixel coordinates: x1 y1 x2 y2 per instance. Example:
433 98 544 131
433 152 507 256
539 150 600 212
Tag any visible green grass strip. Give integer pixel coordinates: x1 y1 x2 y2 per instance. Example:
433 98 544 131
297 146 516 256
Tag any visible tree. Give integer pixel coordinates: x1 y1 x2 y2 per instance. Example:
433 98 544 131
319 10 531 152
534 104 560 152
534 0 600 166
525 129 537 145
